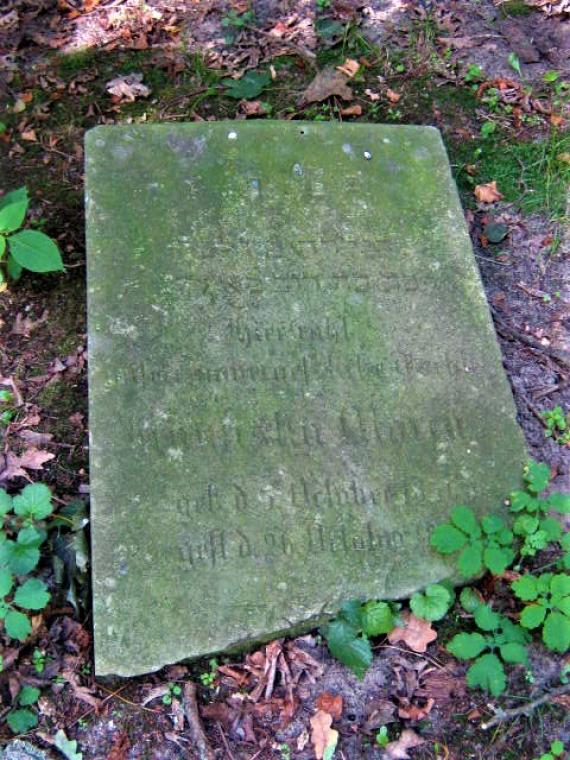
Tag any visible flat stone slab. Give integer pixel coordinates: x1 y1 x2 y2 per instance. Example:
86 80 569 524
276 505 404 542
85 122 526 677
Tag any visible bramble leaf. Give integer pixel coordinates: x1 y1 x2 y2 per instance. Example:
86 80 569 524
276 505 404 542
542 611 570 653
339 599 364 629
481 515 504 534
546 492 570 513
410 584 452 621
7 707 38 734
18 685 40 706
13 483 53 520
447 632 487 660
0 540 40 575
474 605 501 632
550 574 570 600
5 609 32 641
466 653 506 696
520 603 547 629
13 578 50 610
483 545 513 575
222 71 271 100
451 506 481 538
512 575 539 601
431 524 467 554
361 601 394 636
524 461 550 494
458 541 483 577
499 642 528 664
509 490 535 512
540 517 562 541
324 620 372 679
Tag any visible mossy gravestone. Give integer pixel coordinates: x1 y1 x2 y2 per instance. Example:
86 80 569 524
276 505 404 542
86 122 526 676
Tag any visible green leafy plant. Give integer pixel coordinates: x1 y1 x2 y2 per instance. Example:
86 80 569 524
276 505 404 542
323 599 397 678
221 8 255 43
410 583 453 621
32 648 47 674
465 63 485 83
162 682 182 705
431 505 515 577
0 388 16 425
512 573 570 653
540 406 570 445
199 658 219 687
508 51 523 78
375 726 389 748
534 740 565 760
7 684 41 733
0 187 64 285
446 598 530 696
0 483 53 642
480 121 497 138
222 70 271 100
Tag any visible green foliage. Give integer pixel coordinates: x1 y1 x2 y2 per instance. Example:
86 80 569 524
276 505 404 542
0 483 53 643
6 684 41 734
221 8 255 43
431 505 514 577
535 740 565 760
512 573 570 653
161 681 182 705
0 187 64 283
375 726 389 748
446 600 530 696
540 406 570 445
222 71 271 100
508 51 523 78
464 63 485 83
323 598 397 678
55 729 83 760
199 657 219 687
410 583 453 621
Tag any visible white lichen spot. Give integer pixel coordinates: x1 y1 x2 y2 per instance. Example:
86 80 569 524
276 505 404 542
108 318 138 339
382 137 390 144
342 143 353 155
112 144 133 162
167 448 184 462
430 261 441 271
95 138 106 148
104 577 117 589
228 131 238 140
363 150 372 160
278 582 287 591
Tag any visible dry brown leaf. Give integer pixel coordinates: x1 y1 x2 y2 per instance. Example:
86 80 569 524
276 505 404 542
550 113 565 127
18 430 53 446
388 612 437 653
398 698 434 721
21 130 37 142
0 448 55 482
310 709 339 760
385 729 426 759
474 181 503 203
237 100 268 118
106 73 150 102
12 310 48 337
299 68 353 106
339 104 362 117
316 692 343 720
336 58 359 78
386 88 401 103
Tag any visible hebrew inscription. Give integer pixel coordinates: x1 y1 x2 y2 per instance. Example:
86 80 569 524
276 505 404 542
86 122 526 676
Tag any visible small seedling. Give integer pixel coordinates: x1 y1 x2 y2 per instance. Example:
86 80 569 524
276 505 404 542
465 63 485 83
7 685 41 734
0 187 64 287
480 121 497 138
540 406 570 445
32 648 47 674
508 51 523 78
162 682 182 705
0 389 16 425
200 658 219 687
376 726 389 748
410 583 453 621
534 740 565 760
512 573 570 653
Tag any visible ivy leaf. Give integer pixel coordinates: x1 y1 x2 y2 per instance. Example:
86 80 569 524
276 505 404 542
542 611 570 653
324 620 372 679
451 506 481 538
0 187 29 234
222 71 271 100
524 461 550 494
0 567 13 597
483 545 514 575
13 483 53 520
474 605 501 632
8 230 65 273
7 707 38 734
466 653 506 696
458 541 483 577
410 584 452 621
5 609 32 641
520 603 547 629
499 642 528 664
55 729 83 760
512 575 539 602
431 524 467 554
0 489 12 517
447 632 487 660
361 601 394 636
18 685 40 706
13 578 50 610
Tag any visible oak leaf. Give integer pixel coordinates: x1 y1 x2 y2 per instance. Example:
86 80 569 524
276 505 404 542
474 181 503 203
387 612 437 653
299 68 353 106
385 729 425 759
339 104 362 117
386 88 401 103
310 709 338 760
336 58 359 78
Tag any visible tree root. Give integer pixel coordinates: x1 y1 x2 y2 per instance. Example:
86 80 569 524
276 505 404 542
183 681 216 760
481 683 570 730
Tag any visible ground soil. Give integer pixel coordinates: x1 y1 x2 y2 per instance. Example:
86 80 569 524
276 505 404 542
0 0 569 758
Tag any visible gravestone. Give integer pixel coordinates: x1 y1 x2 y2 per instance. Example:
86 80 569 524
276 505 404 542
85 122 526 677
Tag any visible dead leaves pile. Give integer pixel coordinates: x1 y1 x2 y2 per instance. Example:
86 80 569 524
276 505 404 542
476 77 562 127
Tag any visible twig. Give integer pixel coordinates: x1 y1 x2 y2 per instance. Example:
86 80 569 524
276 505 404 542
492 311 570 371
377 644 446 670
243 23 317 68
481 683 570 730
182 681 216 760
218 721 236 760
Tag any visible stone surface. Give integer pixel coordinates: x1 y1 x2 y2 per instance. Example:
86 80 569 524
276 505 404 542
85 122 526 677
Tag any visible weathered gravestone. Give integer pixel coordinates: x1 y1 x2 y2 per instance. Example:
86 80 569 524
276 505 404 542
85 122 526 676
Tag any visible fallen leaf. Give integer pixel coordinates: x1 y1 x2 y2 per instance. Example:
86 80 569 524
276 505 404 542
398 698 434 720
237 99 269 118
106 73 150 102
474 181 503 203
316 692 343 720
21 130 37 142
299 68 353 106
339 104 362 117
12 310 49 337
18 430 53 446
385 729 426 759
388 612 437 653
0 448 55 482
550 113 565 127
310 709 339 760
386 88 401 103
336 58 360 78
